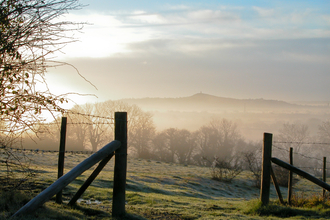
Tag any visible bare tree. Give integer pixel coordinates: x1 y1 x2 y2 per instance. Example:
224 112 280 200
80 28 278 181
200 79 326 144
276 122 309 154
101 100 156 157
210 155 243 182
66 100 156 155
174 129 196 164
0 0 84 144
0 0 85 189
152 128 196 164
194 118 242 165
66 103 112 152
129 111 155 159
66 105 89 150
241 142 262 188
152 131 171 162
274 122 319 175
318 120 330 143
274 122 310 162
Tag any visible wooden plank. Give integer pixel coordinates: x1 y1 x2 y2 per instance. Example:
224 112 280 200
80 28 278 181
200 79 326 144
271 157 330 192
260 133 273 205
12 141 121 218
112 112 128 218
68 153 114 206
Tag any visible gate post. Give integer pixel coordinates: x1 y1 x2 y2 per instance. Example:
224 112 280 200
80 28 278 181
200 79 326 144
112 112 127 218
260 133 273 205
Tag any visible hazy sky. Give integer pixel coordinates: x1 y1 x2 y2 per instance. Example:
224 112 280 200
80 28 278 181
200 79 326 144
46 0 330 105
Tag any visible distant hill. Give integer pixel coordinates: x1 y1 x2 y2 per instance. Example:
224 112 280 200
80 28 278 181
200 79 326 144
119 93 301 113
118 93 328 141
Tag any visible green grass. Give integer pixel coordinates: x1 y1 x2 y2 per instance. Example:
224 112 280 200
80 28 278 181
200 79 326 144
1 152 330 219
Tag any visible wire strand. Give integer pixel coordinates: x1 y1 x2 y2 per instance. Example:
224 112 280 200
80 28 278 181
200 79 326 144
0 146 95 155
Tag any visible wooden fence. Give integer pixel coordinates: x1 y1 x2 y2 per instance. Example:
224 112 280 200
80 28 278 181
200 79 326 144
12 112 127 218
260 133 330 205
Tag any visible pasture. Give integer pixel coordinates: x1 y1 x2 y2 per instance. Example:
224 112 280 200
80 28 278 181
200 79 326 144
1 151 330 219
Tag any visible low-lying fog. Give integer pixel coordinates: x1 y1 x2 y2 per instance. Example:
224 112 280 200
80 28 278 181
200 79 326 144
121 93 330 141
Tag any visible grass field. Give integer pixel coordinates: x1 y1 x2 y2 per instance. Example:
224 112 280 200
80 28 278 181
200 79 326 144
1 151 330 219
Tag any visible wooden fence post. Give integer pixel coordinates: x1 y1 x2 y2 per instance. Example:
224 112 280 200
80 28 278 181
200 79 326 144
112 112 127 218
323 157 327 199
288 147 293 205
56 117 67 204
260 133 273 205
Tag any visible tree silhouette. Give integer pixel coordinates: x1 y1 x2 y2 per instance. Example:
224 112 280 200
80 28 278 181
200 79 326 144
0 0 84 143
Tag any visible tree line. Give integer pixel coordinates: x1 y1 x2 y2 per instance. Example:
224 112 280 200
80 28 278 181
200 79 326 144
21 100 330 170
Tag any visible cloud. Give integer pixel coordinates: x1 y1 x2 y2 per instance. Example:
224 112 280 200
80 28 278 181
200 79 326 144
50 37 329 102
252 6 275 17
57 3 330 60
165 4 191 11
185 9 240 23
323 15 330 24
128 11 167 24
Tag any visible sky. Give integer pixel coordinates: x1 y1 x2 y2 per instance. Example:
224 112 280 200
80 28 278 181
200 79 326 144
45 0 330 105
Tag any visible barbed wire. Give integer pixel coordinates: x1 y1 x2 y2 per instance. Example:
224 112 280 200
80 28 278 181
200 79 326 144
65 110 114 121
9 110 124 129
272 144 330 165
273 141 330 145
0 146 95 155
295 166 323 170
69 122 113 125
34 122 113 126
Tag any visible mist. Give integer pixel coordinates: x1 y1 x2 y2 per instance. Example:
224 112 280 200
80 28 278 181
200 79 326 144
120 93 329 141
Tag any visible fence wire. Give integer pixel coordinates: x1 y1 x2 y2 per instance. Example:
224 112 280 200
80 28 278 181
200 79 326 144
274 141 330 145
272 144 327 164
0 146 95 155
271 140 330 177
65 110 114 121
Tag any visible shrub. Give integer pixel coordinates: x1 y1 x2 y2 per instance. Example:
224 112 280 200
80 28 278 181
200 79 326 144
210 155 242 182
291 192 330 208
242 151 261 188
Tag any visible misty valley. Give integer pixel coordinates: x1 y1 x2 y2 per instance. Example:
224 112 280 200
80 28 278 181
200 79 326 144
2 0 329 218
19 93 330 174
3 93 330 219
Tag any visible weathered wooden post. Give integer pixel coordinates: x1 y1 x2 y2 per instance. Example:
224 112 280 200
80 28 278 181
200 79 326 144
56 117 67 204
288 147 293 205
323 157 327 199
260 133 273 205
112 112 127 218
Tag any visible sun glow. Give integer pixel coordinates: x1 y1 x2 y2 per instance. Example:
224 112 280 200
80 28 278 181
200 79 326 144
55 13 154 59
